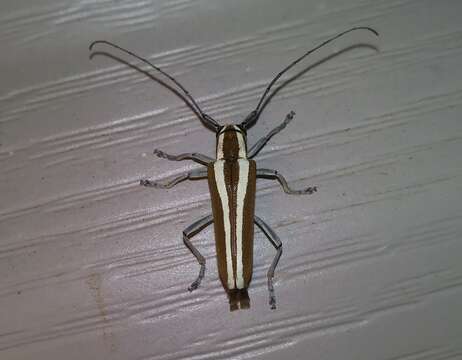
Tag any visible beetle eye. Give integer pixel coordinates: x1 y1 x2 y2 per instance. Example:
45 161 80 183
216 126 225 137
236 125 247 135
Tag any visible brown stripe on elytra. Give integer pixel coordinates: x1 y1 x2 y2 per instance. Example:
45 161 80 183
242 160 256 286
222 130 240 160
207 163 228 289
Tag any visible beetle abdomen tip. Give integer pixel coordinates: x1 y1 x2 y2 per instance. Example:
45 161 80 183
228 289 250 311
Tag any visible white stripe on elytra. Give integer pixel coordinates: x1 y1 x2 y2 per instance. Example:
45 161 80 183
235 159 249 289
214 160 235 289
234 126 247 159
216 131 224 159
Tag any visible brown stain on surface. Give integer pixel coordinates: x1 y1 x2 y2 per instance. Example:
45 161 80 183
86 273 116 353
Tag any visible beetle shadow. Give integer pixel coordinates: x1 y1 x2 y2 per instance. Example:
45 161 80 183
254 43 379 122
89 51 207 128
90 43 378 130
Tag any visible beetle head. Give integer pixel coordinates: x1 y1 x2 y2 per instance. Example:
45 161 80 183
216 125 247 160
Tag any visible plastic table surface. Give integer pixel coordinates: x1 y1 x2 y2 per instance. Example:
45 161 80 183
1 1 462 359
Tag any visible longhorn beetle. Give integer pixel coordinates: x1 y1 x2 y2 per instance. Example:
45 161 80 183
90 26 378 311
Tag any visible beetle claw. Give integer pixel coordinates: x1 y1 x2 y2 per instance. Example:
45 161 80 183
154 149 169 159
188 280 200 292
269 296 277 310
304 186 317 194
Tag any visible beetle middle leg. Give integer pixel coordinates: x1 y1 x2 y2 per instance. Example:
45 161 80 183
254 215 282 310
153 149 213 165
248 111 295 158
183 214 214 291
257 168 317 195
140 168 207 189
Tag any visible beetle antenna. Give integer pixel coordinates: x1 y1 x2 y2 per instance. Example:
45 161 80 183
89 40 220 132
241 26 378 130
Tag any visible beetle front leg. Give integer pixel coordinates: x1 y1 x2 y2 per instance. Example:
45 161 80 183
183 214 214 291
140 168 207 189
257 168 317 195
248 111 295 159
254 215 282 310
153 149 213 166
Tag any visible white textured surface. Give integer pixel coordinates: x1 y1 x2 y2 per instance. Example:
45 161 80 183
1 1 462 359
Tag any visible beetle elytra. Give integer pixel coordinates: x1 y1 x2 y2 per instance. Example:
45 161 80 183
90 26 378 310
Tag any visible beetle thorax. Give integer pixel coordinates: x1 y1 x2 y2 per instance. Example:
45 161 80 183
216 125 247 160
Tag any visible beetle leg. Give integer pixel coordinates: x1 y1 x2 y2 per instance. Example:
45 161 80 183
248 111 295 158
254 216 282 310
183 214 214 291
256 168 317 195
140 168 207 189
153 149 213 166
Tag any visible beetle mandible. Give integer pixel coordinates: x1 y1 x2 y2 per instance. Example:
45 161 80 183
90 26 378 310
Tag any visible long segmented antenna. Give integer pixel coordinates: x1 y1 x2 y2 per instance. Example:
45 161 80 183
89 40 221 132
241 26 379 130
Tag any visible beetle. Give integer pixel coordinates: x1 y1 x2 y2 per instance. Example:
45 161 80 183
90 26 378 310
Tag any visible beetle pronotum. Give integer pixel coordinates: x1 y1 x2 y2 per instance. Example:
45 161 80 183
90 26 378 310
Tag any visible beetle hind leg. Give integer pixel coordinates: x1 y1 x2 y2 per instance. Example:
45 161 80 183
182 214 214 292
254 216 283 310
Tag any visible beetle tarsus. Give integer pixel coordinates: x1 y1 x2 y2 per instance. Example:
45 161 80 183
139 179 151 186
268 280 277 310
188 264 205 292
140 179 169 188
304 186 317 194
269 296 277 310
281 111 295 127
153 149 168 158
288 185 317 195
286 110 295 122
188 280 200 292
